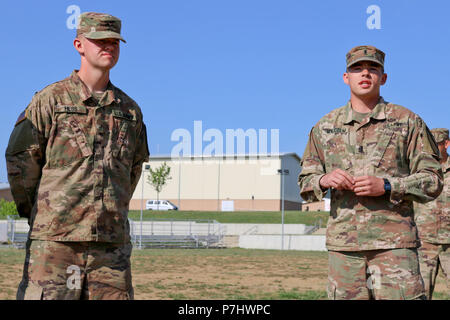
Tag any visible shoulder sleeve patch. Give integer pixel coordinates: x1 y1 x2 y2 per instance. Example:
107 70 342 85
15 110 26 127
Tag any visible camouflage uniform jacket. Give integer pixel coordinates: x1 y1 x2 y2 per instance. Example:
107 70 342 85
414 157 450 244
5 71 150 243
298 97 443 251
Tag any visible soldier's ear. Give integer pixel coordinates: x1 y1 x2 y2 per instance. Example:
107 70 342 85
343 72 350 85
73 37 84 55
380 73 387 86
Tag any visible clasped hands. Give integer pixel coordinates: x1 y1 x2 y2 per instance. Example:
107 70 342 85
319 169 386 197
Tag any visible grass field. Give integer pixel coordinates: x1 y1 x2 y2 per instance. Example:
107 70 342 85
0 247 448 300
128 210 329 225
2 210 329 226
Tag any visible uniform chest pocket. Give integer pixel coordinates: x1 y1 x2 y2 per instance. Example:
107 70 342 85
322 131 353 173
49 105 92 168
370 126 409 176
112 110 136 165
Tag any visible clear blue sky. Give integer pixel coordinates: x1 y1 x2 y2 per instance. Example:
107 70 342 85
0 0 448 182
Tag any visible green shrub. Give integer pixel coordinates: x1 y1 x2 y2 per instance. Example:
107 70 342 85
0 199 19 219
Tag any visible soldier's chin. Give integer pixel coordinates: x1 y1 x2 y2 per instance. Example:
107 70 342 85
352 89 378 99
97 60 118 71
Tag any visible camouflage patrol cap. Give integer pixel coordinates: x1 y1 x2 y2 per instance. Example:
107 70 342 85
76 12 126 43
431 128 449 143
346 45 385 68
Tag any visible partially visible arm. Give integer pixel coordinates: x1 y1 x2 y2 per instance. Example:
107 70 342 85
298 127 328 202
129 120 150 197
389 116 443 204
5 97 49 219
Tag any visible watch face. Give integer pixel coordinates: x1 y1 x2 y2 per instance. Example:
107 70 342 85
384 179 391 191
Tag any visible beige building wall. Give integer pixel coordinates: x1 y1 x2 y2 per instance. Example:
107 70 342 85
129 199 284 211
130 154 302 211
301 201 325 211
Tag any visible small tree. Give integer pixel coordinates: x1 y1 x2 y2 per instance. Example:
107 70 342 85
146 162 172 210
0 199 19 219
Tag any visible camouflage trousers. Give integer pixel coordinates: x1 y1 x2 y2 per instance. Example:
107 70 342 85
17 239 134 300
418 242 450 300
328 248 426 300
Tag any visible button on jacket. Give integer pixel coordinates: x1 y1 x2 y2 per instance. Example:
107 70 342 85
298 98 443 251
6 71 150 243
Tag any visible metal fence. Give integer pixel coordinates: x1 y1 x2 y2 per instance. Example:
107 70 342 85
129 218 226 249
6 215 28 248
305 218 323 235
4 215 226 249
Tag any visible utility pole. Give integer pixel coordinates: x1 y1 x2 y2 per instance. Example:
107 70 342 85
178 157 181 209
278 169 289 250
140 164 150 249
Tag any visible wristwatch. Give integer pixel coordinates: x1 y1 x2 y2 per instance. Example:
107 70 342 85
383 178 391 194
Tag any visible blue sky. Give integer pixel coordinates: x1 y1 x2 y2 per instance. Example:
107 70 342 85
0 0 448 182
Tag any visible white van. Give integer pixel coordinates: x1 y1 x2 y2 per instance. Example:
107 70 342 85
145 200 178 211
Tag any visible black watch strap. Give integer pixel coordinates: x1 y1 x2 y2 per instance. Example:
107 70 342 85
383 178 391 194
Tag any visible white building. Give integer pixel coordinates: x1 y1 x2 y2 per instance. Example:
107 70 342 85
130 153 302 211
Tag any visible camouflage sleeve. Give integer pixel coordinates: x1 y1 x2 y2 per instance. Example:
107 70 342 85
5 96 50 219
388 116 443 205
298 126 327 202
129 121 150 197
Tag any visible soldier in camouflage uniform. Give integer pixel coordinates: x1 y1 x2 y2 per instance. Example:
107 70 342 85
5 12 149 300
414 128 450 299
298 45 443 300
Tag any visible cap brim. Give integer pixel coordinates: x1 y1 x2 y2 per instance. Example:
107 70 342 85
434 137 448 143
83 31 126 43
347 57 383 68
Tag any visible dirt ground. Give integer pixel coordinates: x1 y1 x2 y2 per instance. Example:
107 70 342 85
0 247 447 300
130 249 329 300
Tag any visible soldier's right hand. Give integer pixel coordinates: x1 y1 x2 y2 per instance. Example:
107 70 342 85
319 169 355 191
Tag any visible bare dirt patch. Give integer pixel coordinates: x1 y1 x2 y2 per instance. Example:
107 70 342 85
130 250 329 299
1 248 447 300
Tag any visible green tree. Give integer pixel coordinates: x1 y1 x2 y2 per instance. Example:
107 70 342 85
0 199 19 219
146 162 172 210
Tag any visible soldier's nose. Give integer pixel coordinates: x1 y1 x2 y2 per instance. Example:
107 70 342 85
361 69 371 77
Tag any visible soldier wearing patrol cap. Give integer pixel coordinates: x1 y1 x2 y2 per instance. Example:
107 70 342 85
6 12 149 300
414 128 450 299
298 45 443 299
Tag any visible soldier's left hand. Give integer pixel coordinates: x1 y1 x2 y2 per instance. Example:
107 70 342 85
353 175 385 197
